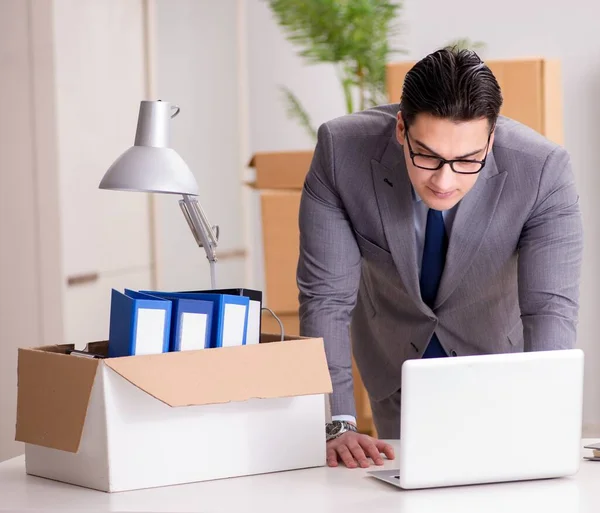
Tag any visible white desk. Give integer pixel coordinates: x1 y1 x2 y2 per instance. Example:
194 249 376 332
1 440 599 513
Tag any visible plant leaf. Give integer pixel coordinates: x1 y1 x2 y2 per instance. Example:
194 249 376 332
266 0 405 67
279 85 317 141
267 0 408 118
445 37 487 53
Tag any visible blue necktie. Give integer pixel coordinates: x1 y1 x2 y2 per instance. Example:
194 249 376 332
420 209 448 358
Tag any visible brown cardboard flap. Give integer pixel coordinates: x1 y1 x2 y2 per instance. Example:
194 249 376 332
104 338 332 407
247 151 313 190
15 348 100 453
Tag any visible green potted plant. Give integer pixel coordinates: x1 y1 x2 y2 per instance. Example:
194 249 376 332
267 0 404 140
267 0 485 141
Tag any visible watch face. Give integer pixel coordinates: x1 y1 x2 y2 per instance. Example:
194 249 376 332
326 422 343 437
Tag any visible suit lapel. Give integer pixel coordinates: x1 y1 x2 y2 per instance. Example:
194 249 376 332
371 134 427 315
372 133 507 313
434 152 507 308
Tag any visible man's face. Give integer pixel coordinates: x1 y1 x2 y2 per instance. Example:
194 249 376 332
396 112 494 211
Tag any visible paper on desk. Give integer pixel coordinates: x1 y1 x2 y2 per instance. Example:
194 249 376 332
583 441 600 460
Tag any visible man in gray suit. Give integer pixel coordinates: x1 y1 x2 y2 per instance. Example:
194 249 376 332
297 48 584 469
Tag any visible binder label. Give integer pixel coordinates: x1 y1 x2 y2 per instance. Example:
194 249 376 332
135 308 167 356
180 312 208 351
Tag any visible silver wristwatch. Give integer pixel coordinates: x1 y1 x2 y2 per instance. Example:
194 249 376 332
326 420 358 441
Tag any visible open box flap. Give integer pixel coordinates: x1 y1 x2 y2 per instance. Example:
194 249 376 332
104 337 333 407
15 346 100 453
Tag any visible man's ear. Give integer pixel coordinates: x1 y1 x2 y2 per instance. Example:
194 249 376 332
396 111 406 144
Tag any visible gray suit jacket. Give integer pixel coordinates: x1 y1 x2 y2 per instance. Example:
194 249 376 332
297 104 584 419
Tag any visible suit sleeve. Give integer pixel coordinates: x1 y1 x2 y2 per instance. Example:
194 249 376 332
518 147 584 351
297 122 362 418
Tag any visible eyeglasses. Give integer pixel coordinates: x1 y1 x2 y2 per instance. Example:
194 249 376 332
404 125 493 175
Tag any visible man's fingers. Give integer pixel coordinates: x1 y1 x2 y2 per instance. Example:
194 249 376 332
326 446 339 467
375 439 396 460
362 439 385 465
326 433 394 469
337 444 358 468
347 442 370 468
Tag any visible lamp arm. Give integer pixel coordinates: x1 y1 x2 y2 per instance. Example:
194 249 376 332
179 194 219 288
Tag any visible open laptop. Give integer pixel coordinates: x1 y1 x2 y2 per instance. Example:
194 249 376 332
368 348 584 489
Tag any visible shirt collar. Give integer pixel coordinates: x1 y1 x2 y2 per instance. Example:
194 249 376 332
411 185 423 203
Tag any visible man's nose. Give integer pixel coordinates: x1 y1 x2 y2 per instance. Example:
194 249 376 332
432 163 454 190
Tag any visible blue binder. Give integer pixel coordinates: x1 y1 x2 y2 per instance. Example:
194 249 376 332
141 291 250 348
184 288 262 345
108 289 172 358
128 290 213 352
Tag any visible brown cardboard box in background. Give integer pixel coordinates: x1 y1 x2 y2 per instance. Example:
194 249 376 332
248 151 314 190
247 151 310 315
261 310 300 338
386 58 564 145
259 191 301 313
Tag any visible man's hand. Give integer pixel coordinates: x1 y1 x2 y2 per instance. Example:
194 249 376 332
326 431 395 468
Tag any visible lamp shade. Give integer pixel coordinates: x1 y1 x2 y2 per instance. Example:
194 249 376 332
99 100 199 196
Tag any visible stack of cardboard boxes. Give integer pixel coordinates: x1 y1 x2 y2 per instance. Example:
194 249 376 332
248 150 312 337
248 151 376 435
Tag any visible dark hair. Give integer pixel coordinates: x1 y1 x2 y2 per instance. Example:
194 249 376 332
400 47 502 128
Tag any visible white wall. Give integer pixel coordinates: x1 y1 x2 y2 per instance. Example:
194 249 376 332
0 0 156 462
153 0 247 292
53 0 154 346
245 0 600 433
246 2 345 153
0 0 44 464
0 0 64 463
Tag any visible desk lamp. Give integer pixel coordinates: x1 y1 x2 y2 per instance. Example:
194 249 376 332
99 100 219 288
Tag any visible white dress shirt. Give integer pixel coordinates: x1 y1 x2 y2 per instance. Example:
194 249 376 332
332 187 459 426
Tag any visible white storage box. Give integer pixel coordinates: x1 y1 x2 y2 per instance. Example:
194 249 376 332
15 335 332 492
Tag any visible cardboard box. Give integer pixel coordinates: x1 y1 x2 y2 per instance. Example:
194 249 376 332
247 151 311 312
261 310 300 338
15 336 332 492
248 150 313 190
386 58 563 145
260 191 302 313
260 310 376 436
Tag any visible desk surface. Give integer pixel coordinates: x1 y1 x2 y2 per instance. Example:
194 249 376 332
1 440 599 513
